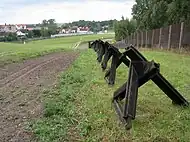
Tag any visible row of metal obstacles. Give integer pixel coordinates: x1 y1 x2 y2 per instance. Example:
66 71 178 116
88 39 189 130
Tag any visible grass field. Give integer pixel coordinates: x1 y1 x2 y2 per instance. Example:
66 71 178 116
31 48 190 142
0 34 114 66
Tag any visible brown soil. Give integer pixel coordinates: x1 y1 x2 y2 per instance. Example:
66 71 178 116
0 51 79 142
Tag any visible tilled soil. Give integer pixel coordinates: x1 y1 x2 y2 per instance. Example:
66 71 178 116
0 51 79 142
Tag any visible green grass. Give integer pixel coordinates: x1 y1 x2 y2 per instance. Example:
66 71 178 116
0 34 114 66
31 49 190 142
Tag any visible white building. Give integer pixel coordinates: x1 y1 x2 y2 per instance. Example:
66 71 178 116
16 31 26 36
16 24 27 30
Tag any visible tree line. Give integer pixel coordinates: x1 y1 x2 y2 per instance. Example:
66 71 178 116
0 19 116 42
114 0 190 41
30 19 115 37
61 19 114 33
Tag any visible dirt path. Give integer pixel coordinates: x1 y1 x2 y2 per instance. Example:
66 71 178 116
0 51 79 142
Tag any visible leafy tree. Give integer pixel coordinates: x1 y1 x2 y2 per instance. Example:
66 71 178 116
62 20 115 32
167 0 190 24
41 19 57 36
42 20 48 27
114 17 137 41
40 19 115 36
61 24 70 29
27 31 34 38
4 33 17 42
40 28 49 37
47 19 56 25
132 0 190 30
32 29 41 37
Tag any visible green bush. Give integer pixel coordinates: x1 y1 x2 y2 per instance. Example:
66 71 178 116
0 33 18 42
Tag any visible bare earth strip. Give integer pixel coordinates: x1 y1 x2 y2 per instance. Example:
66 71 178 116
0 51 79 142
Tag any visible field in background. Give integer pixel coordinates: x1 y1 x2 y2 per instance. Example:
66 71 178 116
0 34 114 66
31 49 190 142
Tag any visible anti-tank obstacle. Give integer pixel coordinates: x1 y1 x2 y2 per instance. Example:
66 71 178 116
88 39 189 130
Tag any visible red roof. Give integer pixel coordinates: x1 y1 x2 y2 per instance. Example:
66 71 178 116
26 28 33 31
79 27 89 31
79 29 88 31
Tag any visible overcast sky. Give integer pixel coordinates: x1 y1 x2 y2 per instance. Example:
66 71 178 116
0 0 135 24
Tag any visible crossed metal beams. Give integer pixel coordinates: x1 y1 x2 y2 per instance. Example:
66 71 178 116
89 40 189 130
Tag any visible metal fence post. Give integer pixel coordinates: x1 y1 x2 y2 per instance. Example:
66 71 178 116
137 32 139 48
179 22 184 50
151 29 154 48
131 34 133 45
141 31 143 48
168 25 172 50
159 28 162 48
131 33 133 45
145 30 148 48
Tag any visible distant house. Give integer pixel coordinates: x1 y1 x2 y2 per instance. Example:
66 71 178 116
16 24 27 30
0 25 5 32
58 26 90 34
0 24 17 33
5 24 17 33
77 27 89 33
71 26 78 33
25 24 35 31
60 28 71 34
59 29 65 34
16 30 26 36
